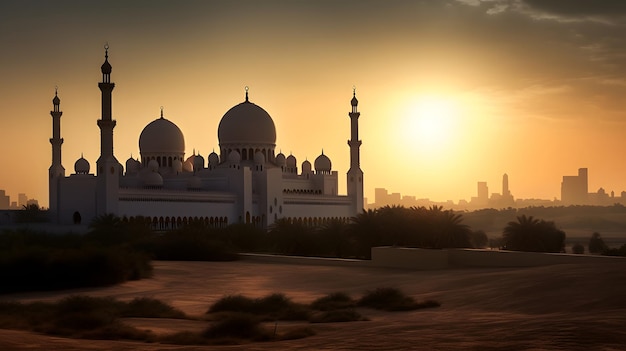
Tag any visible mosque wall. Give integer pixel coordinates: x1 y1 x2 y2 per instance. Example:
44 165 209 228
58 175 97 225
281 197 355 220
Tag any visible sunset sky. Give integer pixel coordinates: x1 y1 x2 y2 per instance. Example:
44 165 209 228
1 0 626 208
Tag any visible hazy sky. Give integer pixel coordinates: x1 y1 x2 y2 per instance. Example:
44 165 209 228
1 0 626 207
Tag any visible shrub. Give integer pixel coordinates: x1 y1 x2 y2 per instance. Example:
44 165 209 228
121 297 187 319
311 292 355 311
603 244 626 257
358 287 440 311
208 293 309 321
139 232 239 261
589 232 608 254
309 309 365 323
208 295 255 314
0 296 181 341
203 313 270 340
572 243 585 254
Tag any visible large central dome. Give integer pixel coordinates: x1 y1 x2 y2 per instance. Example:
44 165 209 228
139 117 185 154
218 99 276 146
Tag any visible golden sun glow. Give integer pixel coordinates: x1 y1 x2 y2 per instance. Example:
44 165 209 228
400 95 460 156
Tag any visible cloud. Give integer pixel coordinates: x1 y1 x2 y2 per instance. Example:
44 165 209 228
455 0 626 23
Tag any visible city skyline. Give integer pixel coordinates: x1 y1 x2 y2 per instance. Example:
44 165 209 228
2 1 626 207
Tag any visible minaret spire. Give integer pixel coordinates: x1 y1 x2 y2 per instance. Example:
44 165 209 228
50 87 64 174
49 87 65 222
96 43 120 216
347 86 364 213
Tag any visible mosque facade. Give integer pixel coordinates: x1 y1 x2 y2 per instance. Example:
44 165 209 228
48 48 364 228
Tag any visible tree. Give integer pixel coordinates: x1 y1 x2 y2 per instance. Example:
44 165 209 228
502 215 565 253
571 243 585 254
431 210 472 249
588 232 608 254
318 218 351 258
470 230 489 249
15 204 48 223
349 209 382 258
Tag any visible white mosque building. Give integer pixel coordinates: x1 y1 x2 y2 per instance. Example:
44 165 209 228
48 48 364 228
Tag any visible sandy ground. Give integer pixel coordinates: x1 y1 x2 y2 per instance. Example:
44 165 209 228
1 259 626 350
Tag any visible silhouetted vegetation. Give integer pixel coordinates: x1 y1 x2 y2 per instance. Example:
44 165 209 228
588 232 609 254
310 292 356 311
0 296 187 340
502 215 565 253
463 204 626 235
14 204 48 223
347 205 473 258
0 229 152 293
603 244 626 257
572 243 585 254
357 287 441 311
207 293 310 321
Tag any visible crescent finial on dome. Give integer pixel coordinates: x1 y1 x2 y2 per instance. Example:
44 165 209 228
245 86 249 102
160 106 164 119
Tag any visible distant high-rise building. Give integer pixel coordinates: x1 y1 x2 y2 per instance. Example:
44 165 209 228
561 168 588 205
502 173 510 197
18 193 27 208
477 182 488 201
0 190 9 210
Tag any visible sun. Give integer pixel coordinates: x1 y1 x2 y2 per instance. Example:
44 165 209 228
400 95 459 154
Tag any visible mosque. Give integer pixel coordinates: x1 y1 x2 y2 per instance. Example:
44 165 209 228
48 47 364 228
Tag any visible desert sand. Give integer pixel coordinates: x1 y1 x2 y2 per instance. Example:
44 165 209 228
1 258 625 350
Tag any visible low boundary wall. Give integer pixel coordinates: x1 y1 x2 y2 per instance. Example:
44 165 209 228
372 246 625 270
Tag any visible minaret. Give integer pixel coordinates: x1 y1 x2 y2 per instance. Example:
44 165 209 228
96 44 120 215
49 88 65 221
347 87 364 213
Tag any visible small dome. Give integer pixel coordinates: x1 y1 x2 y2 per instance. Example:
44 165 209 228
139 117 185 155
172 159 183 173
254 151 265 164
208 151 219 166
228 150 241 163
187 174 203 189
286 154 297 168
302 160 312 173
52 93 60 105
193 154 205 170
182 159 193 172
74 156 90 174
142 171 163 187
275 152 286 166
148 159 159 172
218 97 276 146
314 151 332 172
351 93 358 107
125 157 139 174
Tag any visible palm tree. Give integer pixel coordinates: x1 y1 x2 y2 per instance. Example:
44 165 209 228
431 210 471 249
502 215 565 252
318 218 350 258
89 213 122 233
349 208 381 259
268 218 315 255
